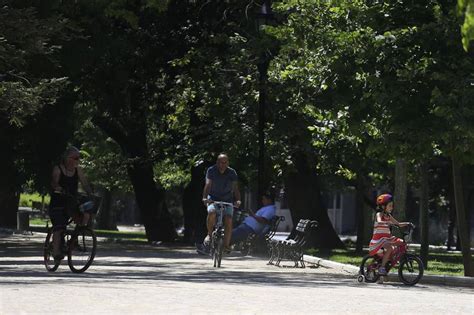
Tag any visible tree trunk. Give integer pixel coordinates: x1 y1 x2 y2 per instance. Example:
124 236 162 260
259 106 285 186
285 152 344 250
0 188 19 228
96 188 117 230
452 155 474 276
182 162 211 244
446 166 457 250
419 162 429 268
126 154 176 242
394 158 408 221
94 117 176 242
355 175 373 254
0 140 19 228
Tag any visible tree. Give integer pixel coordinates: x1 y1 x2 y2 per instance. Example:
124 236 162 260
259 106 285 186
0 0 71 227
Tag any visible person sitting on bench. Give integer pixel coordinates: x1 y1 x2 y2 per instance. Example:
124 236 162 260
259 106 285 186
231 192 276 245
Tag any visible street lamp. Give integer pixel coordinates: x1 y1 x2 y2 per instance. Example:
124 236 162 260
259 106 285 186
255 0 273 206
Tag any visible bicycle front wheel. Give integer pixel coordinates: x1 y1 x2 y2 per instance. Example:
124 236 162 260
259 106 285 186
43 229 60 272
216 238 223 268
360 255 380 283
398 254 424 285
67 227 97 273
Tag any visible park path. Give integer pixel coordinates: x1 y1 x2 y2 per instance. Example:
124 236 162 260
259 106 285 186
0 231 472 314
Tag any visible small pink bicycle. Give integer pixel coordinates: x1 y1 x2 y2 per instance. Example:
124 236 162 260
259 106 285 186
358 224 424 285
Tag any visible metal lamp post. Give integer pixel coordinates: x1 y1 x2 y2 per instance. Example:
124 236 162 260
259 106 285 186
255 0 273 205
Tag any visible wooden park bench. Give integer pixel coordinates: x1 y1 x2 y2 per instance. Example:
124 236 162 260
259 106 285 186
267 219 318 268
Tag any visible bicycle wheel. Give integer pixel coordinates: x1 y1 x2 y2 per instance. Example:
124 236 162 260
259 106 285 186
398 254 424 285
211 236 217 267
239 242 251 256
360 255 380 283
67 227 97 273
43 229 61 272
216 238 223 268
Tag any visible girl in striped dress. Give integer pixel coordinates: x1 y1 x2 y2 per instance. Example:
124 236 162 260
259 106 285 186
369 194 411 275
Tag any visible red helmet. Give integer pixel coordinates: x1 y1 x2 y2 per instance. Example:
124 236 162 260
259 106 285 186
376 194 393 207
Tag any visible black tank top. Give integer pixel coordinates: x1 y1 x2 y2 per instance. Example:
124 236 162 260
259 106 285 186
58 165 79 195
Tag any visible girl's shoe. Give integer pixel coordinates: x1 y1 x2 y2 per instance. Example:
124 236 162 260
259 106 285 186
378 266 387 275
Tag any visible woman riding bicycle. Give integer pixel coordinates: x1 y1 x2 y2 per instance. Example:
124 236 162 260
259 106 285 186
369 193 411 276
49 146 93 260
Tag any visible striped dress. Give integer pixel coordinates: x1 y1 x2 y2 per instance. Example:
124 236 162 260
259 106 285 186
368 214 402 256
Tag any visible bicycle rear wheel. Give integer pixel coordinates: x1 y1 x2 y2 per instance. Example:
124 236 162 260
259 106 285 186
398 254 424 285
44 229 61 272
67 227 97 273
360 255 380 283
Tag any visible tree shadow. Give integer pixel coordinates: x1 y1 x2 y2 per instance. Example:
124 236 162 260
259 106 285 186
0 234 468 293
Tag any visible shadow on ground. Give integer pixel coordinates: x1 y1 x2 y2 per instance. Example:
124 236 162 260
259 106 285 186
0 232 453 293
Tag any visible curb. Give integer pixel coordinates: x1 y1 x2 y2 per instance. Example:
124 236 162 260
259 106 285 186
303 254 474 288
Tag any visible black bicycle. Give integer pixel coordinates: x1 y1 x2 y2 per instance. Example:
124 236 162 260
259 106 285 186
43 195 100 273
209 201 233 268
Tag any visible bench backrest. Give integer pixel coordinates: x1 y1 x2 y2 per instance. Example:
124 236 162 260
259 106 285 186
289 219 318 245
262 215 285 238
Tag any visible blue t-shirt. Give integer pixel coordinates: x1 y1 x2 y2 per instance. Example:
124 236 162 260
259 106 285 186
244 204 276 234
206 165 238 203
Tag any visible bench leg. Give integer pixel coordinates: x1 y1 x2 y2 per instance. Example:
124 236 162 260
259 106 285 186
275 244 283 267
267 243 275 265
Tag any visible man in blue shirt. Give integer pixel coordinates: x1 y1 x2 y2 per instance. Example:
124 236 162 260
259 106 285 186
231 192 276 244
202 153 241 252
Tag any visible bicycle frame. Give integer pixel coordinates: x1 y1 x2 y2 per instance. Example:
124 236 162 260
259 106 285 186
390 225 413 267
210 201 234 237
371 225 413 270
209 201 234 268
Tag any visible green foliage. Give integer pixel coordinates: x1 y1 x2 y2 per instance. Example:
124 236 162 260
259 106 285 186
0 0 75 195
19 193 50 207
0 1 69 126
154 159 190 190
75 119 132 192
267 0 473 194
459 0 474 50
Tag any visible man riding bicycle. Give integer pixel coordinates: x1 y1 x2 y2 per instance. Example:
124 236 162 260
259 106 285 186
201 153 241 254
49 146 93 260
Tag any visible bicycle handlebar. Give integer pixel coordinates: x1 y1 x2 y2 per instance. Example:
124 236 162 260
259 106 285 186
390 223 415 240
206 200 240 208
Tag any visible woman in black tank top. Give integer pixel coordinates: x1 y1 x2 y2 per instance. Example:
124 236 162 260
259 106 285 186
49 146 93 258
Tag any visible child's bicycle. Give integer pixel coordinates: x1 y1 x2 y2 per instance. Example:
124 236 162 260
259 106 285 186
357 224 424 285
43 194 100 273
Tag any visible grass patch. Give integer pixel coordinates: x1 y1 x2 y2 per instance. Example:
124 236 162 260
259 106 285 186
30 217 49 226
94 229 147 241
306 248 465 276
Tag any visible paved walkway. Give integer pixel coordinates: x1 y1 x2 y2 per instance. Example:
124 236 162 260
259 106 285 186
0 231 473 314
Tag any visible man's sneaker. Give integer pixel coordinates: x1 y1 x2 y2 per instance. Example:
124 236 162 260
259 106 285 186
203 235 211 245
378 266 387 276
223 246 232 255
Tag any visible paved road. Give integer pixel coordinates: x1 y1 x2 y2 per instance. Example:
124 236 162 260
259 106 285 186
0 231 472 314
